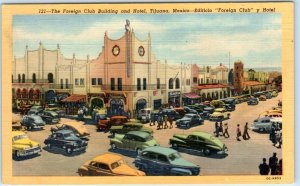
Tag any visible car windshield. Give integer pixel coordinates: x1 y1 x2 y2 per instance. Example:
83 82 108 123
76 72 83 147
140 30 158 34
111 160 124 169
168 152 181 161
13 134 28 141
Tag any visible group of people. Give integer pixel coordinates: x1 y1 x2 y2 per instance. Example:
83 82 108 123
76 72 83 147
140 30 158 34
149 114 174 130
77 105 88 121
214 121 230 138
259 152 282 175
270 122 282 148
236 122 251 141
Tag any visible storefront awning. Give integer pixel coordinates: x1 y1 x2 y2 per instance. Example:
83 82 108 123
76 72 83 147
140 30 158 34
61 94 86 102
183 93 200 99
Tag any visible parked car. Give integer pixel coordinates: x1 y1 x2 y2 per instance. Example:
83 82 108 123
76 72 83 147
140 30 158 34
51 122 90 140
97 116 128 132
12 131 41 159
175 114 204 129
224 104 235 111
109 122 153 135
44 103 66 117
27 105 44 116
200 110 210 120
175 107 197 118
77 153 145 176
247 98 259 105
20 115 45 130
265 92 273 99
41 110 60 124
44 129 88 154
138 108 152 123
110 131 159 155
209 108 230 121
272 91 278 97
185 105 203 113
12 120 23 131
251 117 282 132
160 109 181 120
169 131 228 156
264 113 282 118
19 104 33 115
259 95 267 101
134 146 200 176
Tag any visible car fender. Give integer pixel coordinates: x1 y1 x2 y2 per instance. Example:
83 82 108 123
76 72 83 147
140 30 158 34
170 168 192 175
169 137 186 144
110 138 122 146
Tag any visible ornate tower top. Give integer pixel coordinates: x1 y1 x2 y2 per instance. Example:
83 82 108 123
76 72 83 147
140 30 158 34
125 19 131 32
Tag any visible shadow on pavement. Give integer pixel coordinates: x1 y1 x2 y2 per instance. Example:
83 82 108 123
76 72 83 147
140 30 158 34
42 146 86 157
13 153 41 161
108 148 137 158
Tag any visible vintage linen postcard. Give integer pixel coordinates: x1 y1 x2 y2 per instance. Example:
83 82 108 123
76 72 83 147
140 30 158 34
2 2 294 184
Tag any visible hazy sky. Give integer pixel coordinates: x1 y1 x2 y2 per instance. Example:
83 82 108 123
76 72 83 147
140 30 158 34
13 14 281 68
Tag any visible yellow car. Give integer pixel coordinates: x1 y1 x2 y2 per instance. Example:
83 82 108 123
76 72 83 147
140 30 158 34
259 95 267 101
12 131 41 159
209 108 230 121
78 153 145 176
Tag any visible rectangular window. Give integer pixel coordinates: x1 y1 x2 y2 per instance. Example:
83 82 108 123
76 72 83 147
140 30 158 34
91 78 97 85
143 78 147 90
201 78 204 84
80 78 85 86
98 78 103 85
137 78 141 91
117 78 122 91
111 78 115 90
75 78 79 85
157 78 160 89
193 77 197 83
65 79 69 89
60 79 63 89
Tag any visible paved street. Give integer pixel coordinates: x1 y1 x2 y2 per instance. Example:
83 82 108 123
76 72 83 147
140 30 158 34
12 93 282 176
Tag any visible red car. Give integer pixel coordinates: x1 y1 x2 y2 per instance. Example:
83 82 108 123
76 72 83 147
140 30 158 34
97 116 128 132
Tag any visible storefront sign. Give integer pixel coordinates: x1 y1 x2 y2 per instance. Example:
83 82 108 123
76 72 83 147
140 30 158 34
168 91 181 97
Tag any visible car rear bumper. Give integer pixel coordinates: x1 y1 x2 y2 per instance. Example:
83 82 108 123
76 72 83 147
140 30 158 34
18 147 41 156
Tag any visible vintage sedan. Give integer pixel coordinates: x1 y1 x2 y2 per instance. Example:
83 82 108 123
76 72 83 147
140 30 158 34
12 131 41 159
51 121 90 140
259 95 267 101
78 153 145 176
44 129 88 154
251 117 282 132
110 131 159 155
209 108 230 121
97 116 128 132
109 122 153 135
27 105 44 116
20 115 45 130
41 110 60 124
169 131 228 156
12 120 23 131
175 114 204 129
44 103 66 117
134 146 200 176
247 98 259 105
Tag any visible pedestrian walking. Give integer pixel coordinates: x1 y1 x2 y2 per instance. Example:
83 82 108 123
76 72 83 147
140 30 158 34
236 124 242 141
270 122 277 143
243 122 250 140
157 114 163 130
269 152 279 175
275 129 282 148
259 158 270 175
214 122 219 137
164 115 168 129
223 123 230 138
219 122 224 136
277 159 282 175
168 116 173 129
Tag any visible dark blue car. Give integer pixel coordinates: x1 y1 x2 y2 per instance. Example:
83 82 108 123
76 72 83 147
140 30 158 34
134 146 200 176
175 113 204 129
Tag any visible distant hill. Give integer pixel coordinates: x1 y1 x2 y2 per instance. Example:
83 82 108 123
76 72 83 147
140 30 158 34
245 67 282 72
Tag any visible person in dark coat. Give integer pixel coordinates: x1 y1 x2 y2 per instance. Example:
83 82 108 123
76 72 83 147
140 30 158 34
259 158 270 175
168 116 173 129
277 159 282 175
269 152 279 175
214 122 219 137
157 114 163 130
223 123 230 138
219 122 224 136
270 122 277 143
236 124 242 141
243 122 250 140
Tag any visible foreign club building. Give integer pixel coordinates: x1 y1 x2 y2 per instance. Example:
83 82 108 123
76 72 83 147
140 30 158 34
12 21 193 115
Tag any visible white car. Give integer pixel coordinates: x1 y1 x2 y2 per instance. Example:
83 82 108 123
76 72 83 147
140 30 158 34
251 117 282 132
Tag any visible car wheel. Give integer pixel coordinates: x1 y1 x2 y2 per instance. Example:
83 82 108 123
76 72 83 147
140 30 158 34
186 123 191 129
136 148 142 155
66 147 73 154
171 143 178 149
203 148 211 156
111 143 117 150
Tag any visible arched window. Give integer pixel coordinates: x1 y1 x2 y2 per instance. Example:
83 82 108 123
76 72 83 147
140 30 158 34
18 74 21 83
22 74 25 83
48 73 54 83
169 78 174 89
32 73 36 83
175 78 180 89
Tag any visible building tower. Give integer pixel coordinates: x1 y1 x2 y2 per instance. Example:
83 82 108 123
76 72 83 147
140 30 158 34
233 60 244 95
